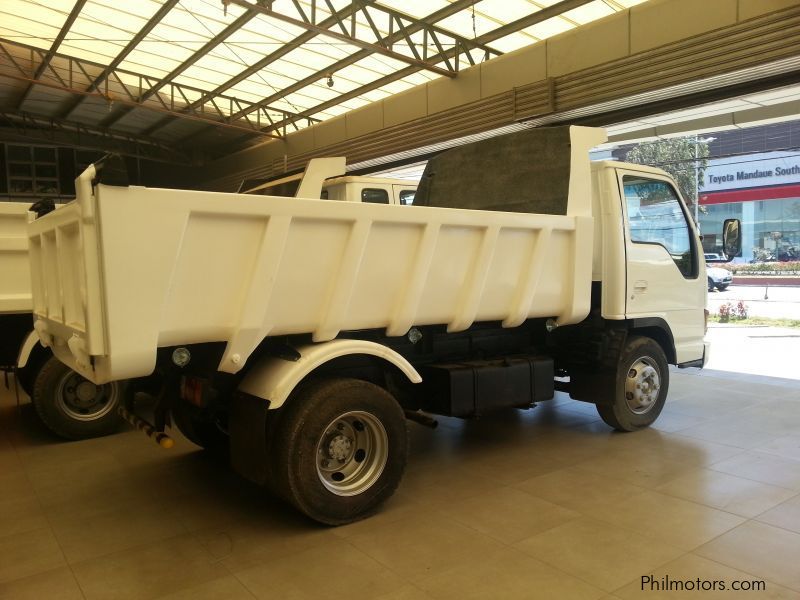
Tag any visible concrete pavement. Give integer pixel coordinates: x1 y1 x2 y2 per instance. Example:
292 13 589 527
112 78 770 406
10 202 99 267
705 324 800 380
703 284 800 380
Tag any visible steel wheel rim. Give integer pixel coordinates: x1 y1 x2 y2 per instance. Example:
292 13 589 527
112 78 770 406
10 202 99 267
55 371 119 421
315 410 388 497
624 357 661 414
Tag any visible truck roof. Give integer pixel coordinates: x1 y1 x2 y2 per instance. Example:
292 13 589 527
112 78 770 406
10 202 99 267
323 176 418 187
592 160 672 178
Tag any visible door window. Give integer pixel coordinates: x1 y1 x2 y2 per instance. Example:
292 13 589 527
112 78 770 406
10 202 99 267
399 190 415 205
623 176 697 278
361 188 389 204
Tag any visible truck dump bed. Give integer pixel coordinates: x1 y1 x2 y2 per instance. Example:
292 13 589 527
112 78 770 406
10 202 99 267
28 127 606 384
1 202 32 314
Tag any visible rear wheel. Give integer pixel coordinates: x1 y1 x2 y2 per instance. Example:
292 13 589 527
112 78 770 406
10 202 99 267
32 357 123 440
271 378 407 525
596 336 669 432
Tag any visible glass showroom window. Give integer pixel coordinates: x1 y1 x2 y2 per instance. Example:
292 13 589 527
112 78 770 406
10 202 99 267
700 203 741 255
701 198 800 261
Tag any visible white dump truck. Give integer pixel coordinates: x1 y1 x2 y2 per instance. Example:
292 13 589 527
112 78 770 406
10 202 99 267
26 126 739 524
1 201 125 439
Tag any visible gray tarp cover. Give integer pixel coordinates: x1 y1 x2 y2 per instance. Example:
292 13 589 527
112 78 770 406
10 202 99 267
414 126 572 215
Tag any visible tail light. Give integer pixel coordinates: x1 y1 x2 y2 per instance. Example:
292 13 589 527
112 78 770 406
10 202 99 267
180 376 205 407
704 309 709 334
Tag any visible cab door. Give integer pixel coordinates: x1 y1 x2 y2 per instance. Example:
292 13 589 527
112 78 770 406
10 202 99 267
618 171 705 363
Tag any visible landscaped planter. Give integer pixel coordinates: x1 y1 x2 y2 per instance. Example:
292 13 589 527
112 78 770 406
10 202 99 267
732 275 800 286
731 271 800 276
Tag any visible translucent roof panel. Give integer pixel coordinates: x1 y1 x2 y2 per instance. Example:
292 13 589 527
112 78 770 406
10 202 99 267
1 0 651 138
68 1 167 68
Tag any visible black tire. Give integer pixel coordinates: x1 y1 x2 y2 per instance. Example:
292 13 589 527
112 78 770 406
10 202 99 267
707 277 715 292
716 284 729 291
31 357 124 440
596 336 669 432
16 347 49 397
171 400 228 453
271 378 408 526
16 365 37 397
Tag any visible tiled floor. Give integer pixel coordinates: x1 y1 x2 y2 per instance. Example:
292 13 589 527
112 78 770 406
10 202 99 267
2 368 800 599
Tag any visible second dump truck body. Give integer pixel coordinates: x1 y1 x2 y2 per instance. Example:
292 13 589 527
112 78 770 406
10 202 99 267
0 201 125 440
27 126 735 524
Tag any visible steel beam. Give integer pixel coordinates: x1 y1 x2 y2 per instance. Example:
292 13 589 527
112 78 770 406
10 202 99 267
0 39 309 138
99 5 261 129
175 0 486 142
0 67 283 138
58 0 181 121
139 1 366 137
228 0 497 122
0 111 191 164
176 2 369 113
16 0 88 110
227 0 454 77
479 0 593 42
250 0 593 135
147 0 492 138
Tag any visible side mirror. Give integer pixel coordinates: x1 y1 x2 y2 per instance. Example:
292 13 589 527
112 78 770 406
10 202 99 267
722 218 741 261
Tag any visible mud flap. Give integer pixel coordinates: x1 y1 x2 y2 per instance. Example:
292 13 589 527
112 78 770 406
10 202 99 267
567 327 628 405
229 392 272 485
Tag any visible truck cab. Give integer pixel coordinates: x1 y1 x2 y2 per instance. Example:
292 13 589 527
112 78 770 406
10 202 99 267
320 176 417 205
240 163 417 205
591 161 708 367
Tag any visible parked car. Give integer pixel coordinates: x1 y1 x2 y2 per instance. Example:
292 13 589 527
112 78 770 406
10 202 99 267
707 263 732 291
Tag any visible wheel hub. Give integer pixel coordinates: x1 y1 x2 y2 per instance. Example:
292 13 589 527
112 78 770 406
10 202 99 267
75 381 98 405
328 434 353 461
624 359 661 414
56 372 118 421
315 411 388 497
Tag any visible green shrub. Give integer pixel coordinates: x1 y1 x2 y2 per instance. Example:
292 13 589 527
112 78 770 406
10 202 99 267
729 261 800 274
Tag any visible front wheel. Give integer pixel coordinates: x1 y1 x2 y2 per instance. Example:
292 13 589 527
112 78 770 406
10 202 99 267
31 357 124 440
596 336 669 432
707 277 715 292
271 378 408 525
716 284 729 291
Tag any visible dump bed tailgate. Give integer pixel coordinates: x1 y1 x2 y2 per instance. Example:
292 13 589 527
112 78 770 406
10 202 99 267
28 167 108 377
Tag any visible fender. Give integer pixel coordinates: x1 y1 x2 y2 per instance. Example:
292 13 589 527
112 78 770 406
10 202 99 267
628 317 677 364
16 330 42 369
237 339 422 409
